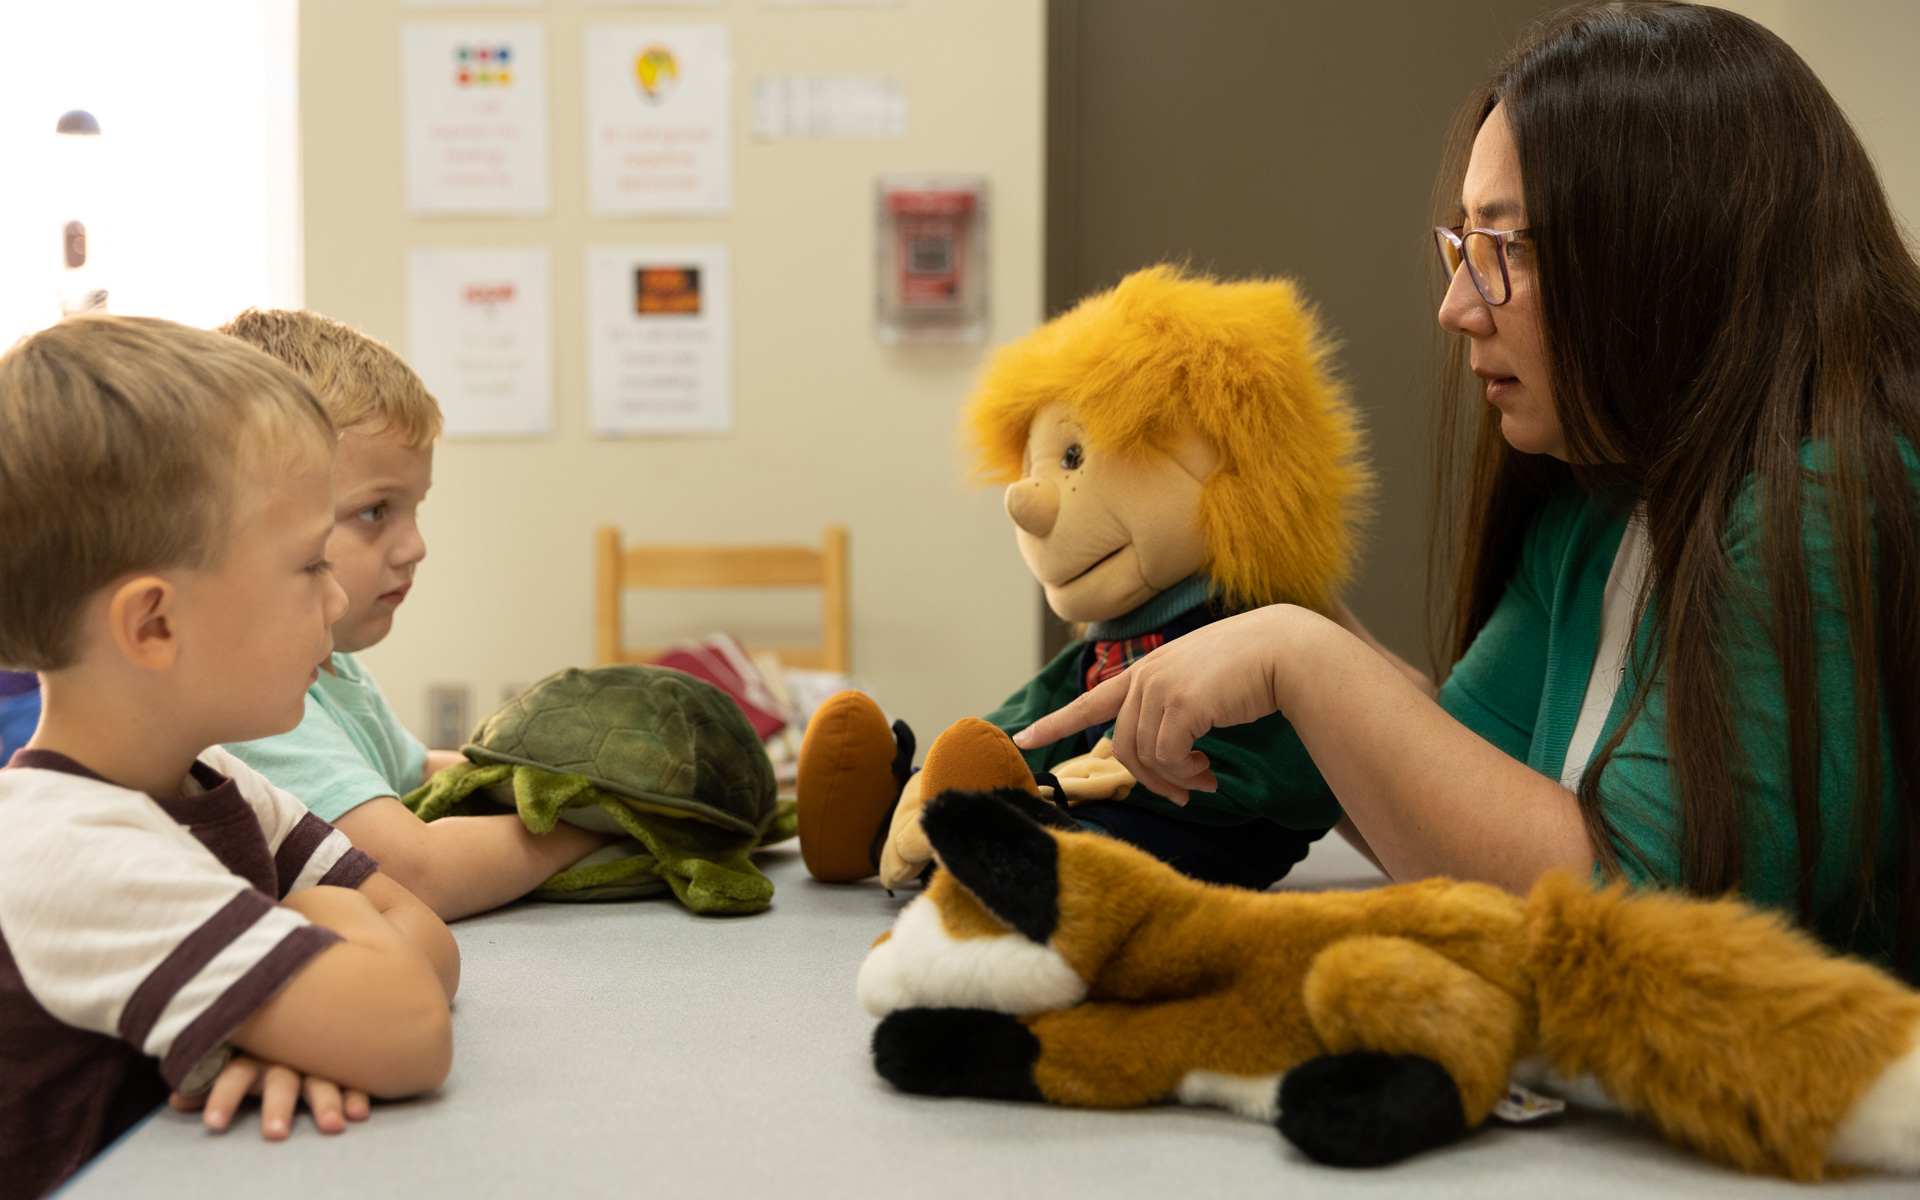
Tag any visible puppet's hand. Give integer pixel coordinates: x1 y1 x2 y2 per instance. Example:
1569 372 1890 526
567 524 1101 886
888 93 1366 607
1050 738 1135 804
877 773 932 889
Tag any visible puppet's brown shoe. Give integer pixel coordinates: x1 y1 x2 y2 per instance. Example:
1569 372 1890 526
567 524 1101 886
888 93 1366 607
918 718 1042 798
797 691 914 882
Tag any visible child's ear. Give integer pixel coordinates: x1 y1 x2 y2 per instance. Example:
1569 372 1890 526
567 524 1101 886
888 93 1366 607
919 788 1060 944
106 576 179 670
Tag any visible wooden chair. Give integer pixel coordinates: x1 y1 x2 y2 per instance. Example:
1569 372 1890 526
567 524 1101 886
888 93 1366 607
595 525 850 672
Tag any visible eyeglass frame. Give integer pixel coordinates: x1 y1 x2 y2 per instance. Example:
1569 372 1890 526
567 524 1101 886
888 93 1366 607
1432 225 1530 307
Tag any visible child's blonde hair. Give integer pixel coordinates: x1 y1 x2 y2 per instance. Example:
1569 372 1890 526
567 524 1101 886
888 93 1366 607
0 315 334 670
963 265 1373 612
218 308 442 445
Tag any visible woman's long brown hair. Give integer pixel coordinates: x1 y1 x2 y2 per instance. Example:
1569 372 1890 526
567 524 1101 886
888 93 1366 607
1428 1 1920 966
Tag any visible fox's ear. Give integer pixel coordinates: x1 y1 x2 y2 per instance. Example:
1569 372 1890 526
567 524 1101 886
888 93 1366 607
919 788 1060 944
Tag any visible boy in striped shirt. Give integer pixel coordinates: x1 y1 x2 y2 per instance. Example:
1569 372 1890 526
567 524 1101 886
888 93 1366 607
0 316 459 1198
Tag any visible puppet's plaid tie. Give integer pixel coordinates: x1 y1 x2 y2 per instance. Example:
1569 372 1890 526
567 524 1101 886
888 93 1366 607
1085 633 1166 693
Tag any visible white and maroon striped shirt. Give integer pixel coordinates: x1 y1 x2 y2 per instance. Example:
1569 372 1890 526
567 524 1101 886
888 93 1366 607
0 745 376 1198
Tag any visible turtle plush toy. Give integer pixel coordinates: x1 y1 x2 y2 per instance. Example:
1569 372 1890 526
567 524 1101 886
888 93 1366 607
797 264 1371 891
858 721 1920 1180
404 664 796 915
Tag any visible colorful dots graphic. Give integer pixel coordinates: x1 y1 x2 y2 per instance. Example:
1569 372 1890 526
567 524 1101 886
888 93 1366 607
452 44 515 88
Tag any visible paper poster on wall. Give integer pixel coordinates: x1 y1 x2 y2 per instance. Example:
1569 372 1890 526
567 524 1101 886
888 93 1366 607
584 25 731 215
587 245 730 435
752 77 904 139
402 24 549 214
407 249 552 437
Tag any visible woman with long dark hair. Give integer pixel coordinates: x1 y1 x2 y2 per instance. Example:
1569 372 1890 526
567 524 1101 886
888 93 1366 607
1016 0 1920 974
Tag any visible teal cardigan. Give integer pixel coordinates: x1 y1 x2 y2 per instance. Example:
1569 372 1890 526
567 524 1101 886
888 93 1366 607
1446 457 1911 967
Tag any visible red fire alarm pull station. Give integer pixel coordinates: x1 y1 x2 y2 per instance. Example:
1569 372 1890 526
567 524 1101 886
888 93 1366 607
876 175 987 344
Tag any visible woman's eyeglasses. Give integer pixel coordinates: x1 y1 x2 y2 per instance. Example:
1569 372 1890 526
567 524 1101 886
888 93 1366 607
1433 226 1528 307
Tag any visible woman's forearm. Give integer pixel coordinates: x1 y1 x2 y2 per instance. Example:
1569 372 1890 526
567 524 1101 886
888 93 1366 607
1325 598 1437 697
1270 606 1593 894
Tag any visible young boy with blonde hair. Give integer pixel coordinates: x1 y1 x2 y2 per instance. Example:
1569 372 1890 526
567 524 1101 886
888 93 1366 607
218 309 606 919
0 316 458 1198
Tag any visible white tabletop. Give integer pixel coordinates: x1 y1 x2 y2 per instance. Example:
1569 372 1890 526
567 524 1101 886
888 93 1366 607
61 836 1916 1198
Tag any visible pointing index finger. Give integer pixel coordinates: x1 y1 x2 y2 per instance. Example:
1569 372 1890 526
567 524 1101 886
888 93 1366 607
1013 673 1130 749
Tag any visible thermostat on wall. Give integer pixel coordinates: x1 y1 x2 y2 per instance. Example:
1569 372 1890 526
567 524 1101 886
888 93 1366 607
875 174 988 344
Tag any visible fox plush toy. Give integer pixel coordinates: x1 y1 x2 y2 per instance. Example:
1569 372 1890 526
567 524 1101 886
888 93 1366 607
858 719 1920 1180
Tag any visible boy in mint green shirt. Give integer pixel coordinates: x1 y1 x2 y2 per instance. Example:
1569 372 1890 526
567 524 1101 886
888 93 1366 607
221 310 607 919
228 653 427 825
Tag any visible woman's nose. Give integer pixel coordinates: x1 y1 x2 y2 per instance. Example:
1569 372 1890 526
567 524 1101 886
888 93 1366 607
1437 260 1495 337
1005 477 1060 537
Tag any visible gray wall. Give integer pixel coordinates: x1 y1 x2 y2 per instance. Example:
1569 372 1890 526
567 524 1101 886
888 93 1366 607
1046 0 1560 664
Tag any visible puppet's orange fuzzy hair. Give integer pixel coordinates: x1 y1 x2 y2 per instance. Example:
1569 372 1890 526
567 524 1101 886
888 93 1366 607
963 265 1372 610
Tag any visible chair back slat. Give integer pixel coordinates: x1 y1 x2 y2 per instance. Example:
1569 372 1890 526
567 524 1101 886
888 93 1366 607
623 546 825 588
594 525 850 673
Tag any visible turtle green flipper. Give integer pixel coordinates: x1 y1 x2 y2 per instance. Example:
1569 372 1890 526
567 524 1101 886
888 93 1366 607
403 760 515 822
763 798 799 846
533 842 669 902
509 763 773 914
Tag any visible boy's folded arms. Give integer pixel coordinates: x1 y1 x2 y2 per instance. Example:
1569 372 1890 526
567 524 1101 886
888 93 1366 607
227 882 453 1098
164 873 456 1143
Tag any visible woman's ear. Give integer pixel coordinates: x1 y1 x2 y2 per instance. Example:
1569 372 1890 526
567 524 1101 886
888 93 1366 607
106 576 179 671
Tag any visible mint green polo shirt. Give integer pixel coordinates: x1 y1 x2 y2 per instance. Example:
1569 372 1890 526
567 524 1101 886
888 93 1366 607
224 652 429 824
1444 453 1911 968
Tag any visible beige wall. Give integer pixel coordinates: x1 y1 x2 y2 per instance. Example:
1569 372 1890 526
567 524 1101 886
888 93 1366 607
1716 1 1920 234
300 1 1044 742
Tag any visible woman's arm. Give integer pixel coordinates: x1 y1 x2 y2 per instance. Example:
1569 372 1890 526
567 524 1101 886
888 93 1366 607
1326 598 1437 698
1015 604 1593 895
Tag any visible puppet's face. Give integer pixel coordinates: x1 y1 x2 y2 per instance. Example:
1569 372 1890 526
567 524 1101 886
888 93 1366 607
1004 404 1217 623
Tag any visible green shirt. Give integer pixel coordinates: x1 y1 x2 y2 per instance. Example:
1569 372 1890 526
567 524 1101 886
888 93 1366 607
1445 459 1909 965
224 652 429 824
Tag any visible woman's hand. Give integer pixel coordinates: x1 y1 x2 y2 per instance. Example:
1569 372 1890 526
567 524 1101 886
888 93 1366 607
1015 606 1304 804
1016 603 1595 894
169 1053 371 1139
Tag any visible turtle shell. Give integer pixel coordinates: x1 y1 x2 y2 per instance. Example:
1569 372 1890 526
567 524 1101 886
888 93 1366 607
463 664 778 836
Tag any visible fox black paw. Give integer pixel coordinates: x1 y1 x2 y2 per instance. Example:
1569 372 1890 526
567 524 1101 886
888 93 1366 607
1277 1053 1468 1167
871 1008 1043 1102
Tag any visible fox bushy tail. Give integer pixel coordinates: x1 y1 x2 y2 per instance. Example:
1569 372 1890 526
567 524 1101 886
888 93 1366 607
1523 871 1920 1181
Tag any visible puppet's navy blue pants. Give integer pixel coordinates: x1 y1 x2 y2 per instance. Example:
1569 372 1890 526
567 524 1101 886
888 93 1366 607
1070 800 1329 891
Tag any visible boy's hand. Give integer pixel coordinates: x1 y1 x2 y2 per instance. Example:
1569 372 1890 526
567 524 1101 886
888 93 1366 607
170 1053 371 1139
